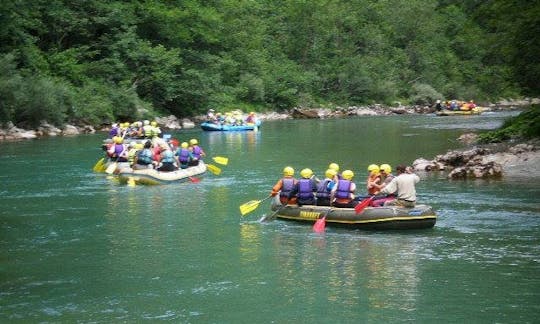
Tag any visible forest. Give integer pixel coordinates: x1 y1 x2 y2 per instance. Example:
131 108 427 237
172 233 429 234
1 0 538 128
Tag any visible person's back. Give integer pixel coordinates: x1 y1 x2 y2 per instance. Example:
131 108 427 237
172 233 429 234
291 168 317 206
380 165 419 207
175 142 193 169
271 166 298 205
331 170 358 208
316 169 337 206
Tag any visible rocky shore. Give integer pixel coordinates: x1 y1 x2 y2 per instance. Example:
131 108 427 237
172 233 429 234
412 138 540 179
1 98 537 142
1 98 538 179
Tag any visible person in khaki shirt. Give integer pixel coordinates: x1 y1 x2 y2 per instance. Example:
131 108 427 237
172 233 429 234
379 164 419 208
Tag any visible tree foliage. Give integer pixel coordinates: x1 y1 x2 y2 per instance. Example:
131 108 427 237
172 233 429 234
0 0 537 127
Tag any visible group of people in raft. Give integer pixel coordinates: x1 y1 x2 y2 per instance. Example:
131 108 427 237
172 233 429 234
104 134 206 172
205 109 258 126
435 99 477 111
271 162 420 209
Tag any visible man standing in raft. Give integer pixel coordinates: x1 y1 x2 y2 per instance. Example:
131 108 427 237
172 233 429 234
379 165 419 208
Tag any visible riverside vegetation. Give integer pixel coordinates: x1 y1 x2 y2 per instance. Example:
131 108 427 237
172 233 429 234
1 1 538 130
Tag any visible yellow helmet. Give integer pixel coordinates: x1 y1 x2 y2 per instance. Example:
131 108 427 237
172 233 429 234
151 121 158 126
325 168 337 179
367 164 380 173
283 166 294 177
328 163 339 171
181 142 188 148
113 136 123 144
380 164 392 173
300 168 313 179
342 170 354 180
189 138 198 145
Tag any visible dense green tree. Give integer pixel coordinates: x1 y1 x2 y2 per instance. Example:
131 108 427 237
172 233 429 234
0 0 537 127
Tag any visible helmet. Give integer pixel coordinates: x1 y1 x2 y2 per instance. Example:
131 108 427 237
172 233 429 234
189 138 198 145
380 164 392 173
113 136 123 144
283 166 294 176
300 168 313 179
325 168 337 179
181 142 188 148
151 121 157 126
367 164 380 173
328 163 339 171
143 120 150 125
342 170 354 180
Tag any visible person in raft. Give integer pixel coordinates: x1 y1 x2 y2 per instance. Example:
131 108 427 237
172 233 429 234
370 163 395 207
330 169 358 208
316 168 337 206
188 138 206 166
271 166 298 205
366 164 382 196
379 164 419 208
289 168 319 206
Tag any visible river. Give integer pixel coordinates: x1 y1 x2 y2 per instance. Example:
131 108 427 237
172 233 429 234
1 112 539 323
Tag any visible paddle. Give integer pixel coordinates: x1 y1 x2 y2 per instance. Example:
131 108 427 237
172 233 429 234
355 196 375 214
260 203 287 222
105 161 117 174
206 163 222 175
313 207 332 233
189 176 201 183
93 157 105 172
240 195 273 216
212 156 228 165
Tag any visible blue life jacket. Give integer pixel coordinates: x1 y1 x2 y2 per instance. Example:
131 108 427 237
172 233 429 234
316 179 332 199
176 148 191 163
161 150 175 163
137 149 153 164
280 178 295 199
297 179 314 200
335 179 352 199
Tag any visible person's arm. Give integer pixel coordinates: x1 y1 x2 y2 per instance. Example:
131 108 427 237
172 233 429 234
271 179 283 196
380 177 397 195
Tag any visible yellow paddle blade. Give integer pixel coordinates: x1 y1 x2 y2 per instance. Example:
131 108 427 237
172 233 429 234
212 156 228 165
239 200 261 216
207 163 221 175
93 158 105 172
105 162 117 175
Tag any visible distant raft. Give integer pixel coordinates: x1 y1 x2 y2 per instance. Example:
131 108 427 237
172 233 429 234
117 161 207 185
435 107 484 116
200 120 261 131
270 198 436 230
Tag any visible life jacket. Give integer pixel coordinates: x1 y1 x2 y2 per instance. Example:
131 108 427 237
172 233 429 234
161 150 175 163
177 148 191 163
316 179 333 199
143 125 153 137
297 179 314 200
137 149 153 164
335 179 352 200
192 146 203 159
367 174 380 195
280 178 295 199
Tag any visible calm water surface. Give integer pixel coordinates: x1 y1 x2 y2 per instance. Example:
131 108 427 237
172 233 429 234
1 112 539 323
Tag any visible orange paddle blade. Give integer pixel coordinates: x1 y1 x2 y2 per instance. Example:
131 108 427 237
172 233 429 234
313 216 326 233
355 196 374 214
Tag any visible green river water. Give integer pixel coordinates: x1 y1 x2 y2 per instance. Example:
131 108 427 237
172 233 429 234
1 112 539 323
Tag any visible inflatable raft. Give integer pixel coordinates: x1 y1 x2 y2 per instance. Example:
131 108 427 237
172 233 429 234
117 161 207 185
270 198 436 230
200 121 261 131
435 107 483 116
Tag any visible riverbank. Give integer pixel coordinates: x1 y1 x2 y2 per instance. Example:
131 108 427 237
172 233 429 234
413 137 540 179
2 98 537 142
